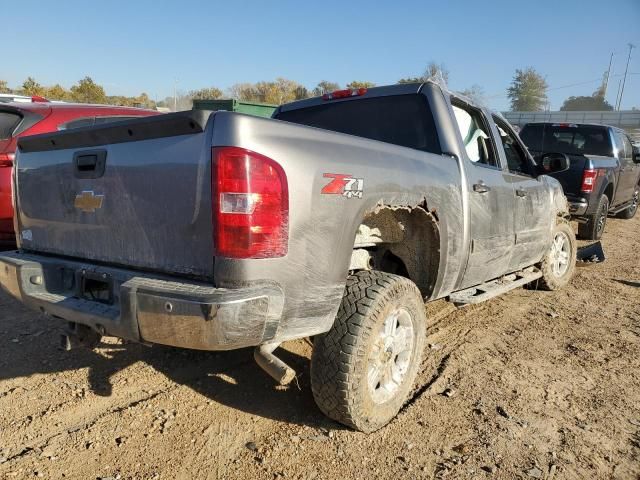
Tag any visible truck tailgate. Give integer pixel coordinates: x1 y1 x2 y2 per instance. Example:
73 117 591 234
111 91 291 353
547 153 587 197
15 111 215 278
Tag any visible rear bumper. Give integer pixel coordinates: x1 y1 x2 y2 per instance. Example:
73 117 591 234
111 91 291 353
0 251 284 350
568 199 588 216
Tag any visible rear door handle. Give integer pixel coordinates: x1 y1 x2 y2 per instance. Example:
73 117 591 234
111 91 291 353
516 189 527 197
473 181 490 194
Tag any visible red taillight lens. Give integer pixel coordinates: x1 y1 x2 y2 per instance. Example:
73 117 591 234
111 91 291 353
581 169 598 193
0 153 15 168
213 146 288 259
322 88 367 101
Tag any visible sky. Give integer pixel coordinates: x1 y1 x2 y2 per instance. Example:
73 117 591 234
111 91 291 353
3 0 639 111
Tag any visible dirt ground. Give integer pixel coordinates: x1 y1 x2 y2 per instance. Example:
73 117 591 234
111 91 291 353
0 215 638 480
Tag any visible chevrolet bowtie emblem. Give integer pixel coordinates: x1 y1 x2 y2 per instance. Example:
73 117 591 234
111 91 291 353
74 191 104 213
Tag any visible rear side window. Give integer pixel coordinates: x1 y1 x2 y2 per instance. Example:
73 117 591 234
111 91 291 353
520 124 613 157
275 94 441 154
0 112 22 140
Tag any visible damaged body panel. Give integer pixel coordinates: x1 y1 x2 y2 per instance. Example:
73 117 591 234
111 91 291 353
0 81 570 354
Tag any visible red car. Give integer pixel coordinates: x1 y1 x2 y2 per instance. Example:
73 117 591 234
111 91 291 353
0 99 160 246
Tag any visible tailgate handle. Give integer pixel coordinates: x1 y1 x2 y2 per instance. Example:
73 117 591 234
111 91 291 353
74 150 106 179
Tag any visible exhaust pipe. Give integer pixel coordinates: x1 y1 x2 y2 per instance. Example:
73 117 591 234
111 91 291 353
254 343 296 386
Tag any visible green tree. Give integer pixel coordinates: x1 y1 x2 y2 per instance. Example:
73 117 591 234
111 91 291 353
507 67 548 111
0 80 11 94
21 77 45 96
189 87 223 100
398 61 450 85
312 81 340 96
45 84 71 101
293 85 310 100
228 83 259 101
70 76 107 104
560 95 613 111
459 84 486 105
346 81 376 89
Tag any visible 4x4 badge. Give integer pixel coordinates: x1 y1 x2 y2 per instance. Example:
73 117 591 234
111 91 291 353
74 191 104 213
321 173 364 199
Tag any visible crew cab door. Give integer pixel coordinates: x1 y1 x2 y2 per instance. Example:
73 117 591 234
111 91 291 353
492 116 550 271
451 101 516 288
613 130 640 206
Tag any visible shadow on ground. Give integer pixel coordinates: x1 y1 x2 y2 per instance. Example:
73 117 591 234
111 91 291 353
612 278 640 288
0 294 332 429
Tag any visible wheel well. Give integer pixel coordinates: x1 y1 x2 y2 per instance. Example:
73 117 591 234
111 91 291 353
603 183 614 203
352 204 440 297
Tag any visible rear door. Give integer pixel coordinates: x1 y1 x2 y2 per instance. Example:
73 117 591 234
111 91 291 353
451 101 516 287
493 116 550 270
613 131 639 206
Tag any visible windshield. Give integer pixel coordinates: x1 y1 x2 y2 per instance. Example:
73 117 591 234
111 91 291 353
520 124 613 157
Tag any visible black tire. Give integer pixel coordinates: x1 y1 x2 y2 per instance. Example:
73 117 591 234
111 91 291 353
577 194 609 240
538 219 577 291
311 271 426 433
618 185 638 220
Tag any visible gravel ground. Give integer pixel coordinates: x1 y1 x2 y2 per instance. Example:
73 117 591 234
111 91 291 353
0 215 638 480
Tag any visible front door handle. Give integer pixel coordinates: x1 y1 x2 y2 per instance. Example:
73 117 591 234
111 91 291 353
473 181 491 194
516 188 528 197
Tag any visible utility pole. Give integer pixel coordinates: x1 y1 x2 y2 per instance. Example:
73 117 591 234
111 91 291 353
173 79 178 112
616 43 635 111
603 52 613 98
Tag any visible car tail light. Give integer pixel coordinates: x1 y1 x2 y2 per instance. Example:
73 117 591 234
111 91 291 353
322 88 367 101
213 146 288 259
0 153 15 167
581 169 598 193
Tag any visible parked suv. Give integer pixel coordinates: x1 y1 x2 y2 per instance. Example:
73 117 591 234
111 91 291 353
519 123 640 239
0 101 160 246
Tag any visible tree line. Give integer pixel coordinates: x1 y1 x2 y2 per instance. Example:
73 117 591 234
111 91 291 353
0 62 627 112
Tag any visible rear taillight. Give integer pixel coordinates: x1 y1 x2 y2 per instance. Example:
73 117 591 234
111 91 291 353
0 153 15 168
213 146 288 259
581 169 598 193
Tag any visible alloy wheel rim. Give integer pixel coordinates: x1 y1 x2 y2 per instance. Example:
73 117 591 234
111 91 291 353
368 307 415 405
550 231 570 277
630 189 639 215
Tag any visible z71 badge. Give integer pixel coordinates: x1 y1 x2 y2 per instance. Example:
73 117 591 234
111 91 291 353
321 173 364 199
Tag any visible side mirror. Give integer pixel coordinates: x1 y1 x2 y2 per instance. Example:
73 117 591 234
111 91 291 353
540 152 570 174
633 146 640 164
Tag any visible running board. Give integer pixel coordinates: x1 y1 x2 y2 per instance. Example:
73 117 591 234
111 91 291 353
448 268 542 307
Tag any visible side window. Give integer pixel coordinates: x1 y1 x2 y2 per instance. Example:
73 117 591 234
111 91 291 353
493 116 531 176
451 103 498 168
622 135 634 161
613 131 627 159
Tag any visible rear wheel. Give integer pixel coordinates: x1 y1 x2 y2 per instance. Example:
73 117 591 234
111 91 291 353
618 186 638 219
578 194 609 240
311 271 426 433
538 220 576 291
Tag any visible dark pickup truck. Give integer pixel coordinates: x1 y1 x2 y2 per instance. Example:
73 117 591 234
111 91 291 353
520 122 640 239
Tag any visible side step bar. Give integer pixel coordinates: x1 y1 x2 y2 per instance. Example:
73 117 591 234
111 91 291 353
448 267 542 307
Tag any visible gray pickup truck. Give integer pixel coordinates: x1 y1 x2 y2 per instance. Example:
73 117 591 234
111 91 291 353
0 82 576 432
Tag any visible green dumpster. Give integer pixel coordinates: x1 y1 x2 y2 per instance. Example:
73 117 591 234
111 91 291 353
192 99 277 118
